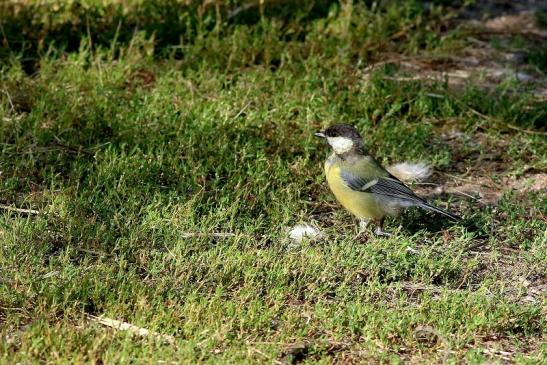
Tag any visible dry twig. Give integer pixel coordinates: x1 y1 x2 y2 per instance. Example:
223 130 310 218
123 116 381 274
0 204 40 215
87 315 175 344
180 232 236 238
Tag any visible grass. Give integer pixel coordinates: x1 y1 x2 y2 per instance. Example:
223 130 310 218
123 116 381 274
1 1 546 363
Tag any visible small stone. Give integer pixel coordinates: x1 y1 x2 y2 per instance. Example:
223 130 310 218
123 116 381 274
287 223 323 244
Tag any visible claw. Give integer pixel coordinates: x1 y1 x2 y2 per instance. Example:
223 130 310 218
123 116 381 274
373 218 392 237
374 226 392 237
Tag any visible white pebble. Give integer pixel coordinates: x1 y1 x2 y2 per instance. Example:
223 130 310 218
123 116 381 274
287 223 323 244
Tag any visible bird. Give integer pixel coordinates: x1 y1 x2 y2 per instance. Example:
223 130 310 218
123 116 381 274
314 124 460 236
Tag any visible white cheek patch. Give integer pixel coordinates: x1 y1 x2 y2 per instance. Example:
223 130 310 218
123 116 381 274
327 137 354 154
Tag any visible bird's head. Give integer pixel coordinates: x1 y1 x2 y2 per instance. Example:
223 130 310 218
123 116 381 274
314 124 365 155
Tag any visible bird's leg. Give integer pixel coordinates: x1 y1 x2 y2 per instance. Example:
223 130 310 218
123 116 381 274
358 219 370 235
373 218 392 237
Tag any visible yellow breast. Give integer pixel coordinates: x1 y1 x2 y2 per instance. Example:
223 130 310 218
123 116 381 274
325 161 386 221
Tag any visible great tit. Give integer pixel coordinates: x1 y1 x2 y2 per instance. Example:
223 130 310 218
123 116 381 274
315 124 460 236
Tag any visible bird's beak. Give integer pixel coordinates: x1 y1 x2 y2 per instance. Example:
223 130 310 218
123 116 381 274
314 131 326 138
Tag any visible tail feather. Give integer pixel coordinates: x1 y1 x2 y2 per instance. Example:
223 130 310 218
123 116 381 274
419 202 461 222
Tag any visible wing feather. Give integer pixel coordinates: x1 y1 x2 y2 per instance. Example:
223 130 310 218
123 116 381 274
341 171 425 204
340 171 370 190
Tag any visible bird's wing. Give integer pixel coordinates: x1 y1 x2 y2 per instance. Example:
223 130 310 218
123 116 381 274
340 170 426 204
339 157 460 220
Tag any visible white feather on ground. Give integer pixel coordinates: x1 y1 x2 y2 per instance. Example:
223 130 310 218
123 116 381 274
287 223 323 244
387 162 432 182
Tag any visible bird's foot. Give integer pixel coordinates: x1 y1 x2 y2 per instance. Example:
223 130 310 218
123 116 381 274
356 220 371 240
374 226 392 237
358 220 370 234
